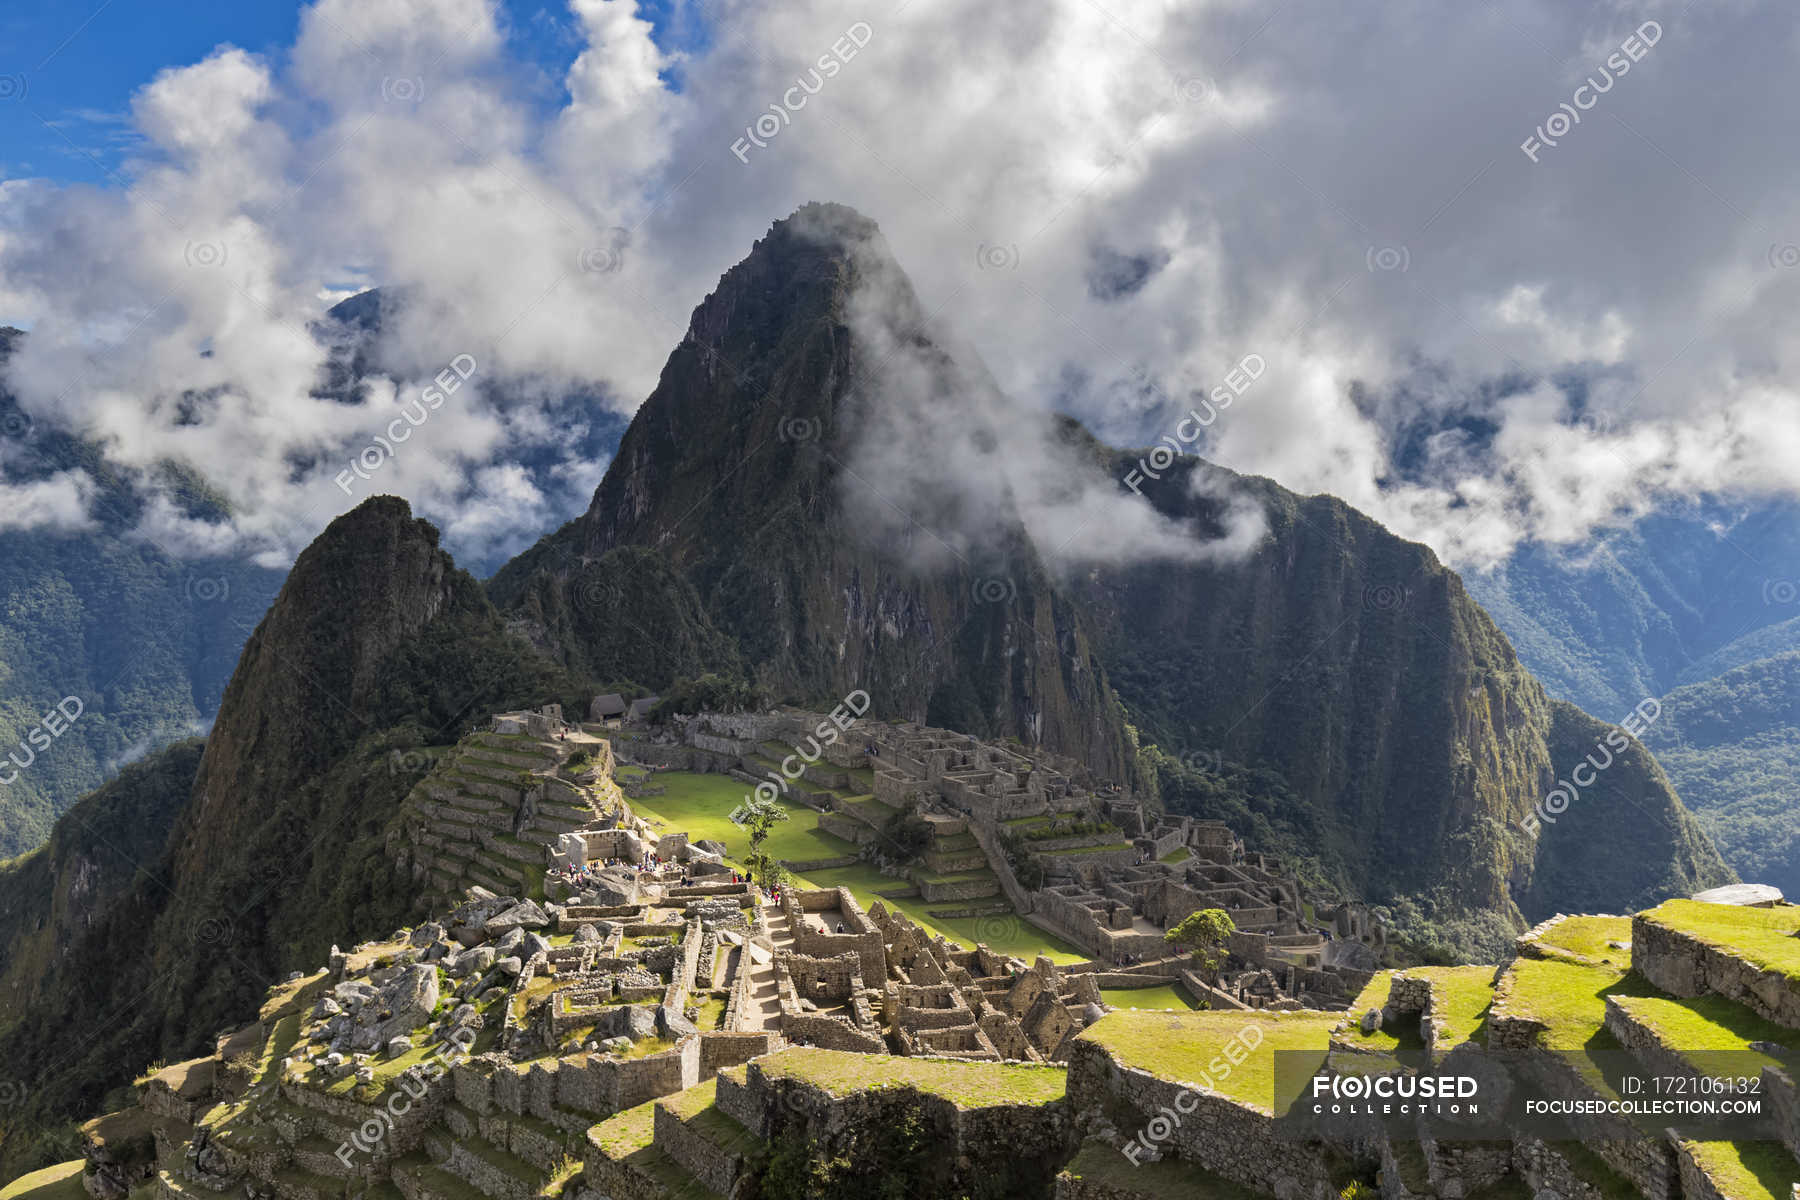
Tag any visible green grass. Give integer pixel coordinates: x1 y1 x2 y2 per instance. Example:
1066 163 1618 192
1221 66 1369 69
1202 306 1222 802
1160 847 1192 865
1493 957 1653 1099
1639 900 1800 982
1041 842 1133 856
1495 958 1635 1051
624 771 1084 963
1530 915 1633 967
1079 1010 1336 1115
1100 983 1198 1011
0 1162 84 1200
1414 965 1496 1055
1057 1140 1259 1198
1338 967 1490 1061
1682 1140 1796 1200
589 1099 657 1158
755 1047 1067 1107
620 771 859 868
693 995 728 1031
1609 992 1799 1075
1341 971 1401 1051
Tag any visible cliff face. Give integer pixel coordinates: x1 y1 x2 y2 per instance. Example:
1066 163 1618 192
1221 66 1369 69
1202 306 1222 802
0 498 578 1178
1065 443 1731 949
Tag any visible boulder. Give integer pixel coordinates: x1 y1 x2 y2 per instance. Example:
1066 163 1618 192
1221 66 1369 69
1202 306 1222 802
409 923 445 948
495 928 526 955
485 900 550 934
495 956 524 977
522 932 553 960
386 1036 413 1058
597 1005 658 1042
656 1004 698 1040
572 924 603 945
1359 1010 1380 1035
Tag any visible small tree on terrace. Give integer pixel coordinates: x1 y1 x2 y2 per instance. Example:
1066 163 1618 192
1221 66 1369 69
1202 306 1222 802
736 794 790 887
1165 908 1236 981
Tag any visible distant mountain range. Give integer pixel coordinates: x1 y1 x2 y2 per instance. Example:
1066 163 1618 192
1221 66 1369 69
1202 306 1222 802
1465 503 1800 894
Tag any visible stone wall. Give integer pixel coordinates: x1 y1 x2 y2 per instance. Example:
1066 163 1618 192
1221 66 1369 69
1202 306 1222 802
652 1100 745 1195
699 1031 782 1075
454 1039 701 1119
966 817 1037 915
1766 1064 1800 1162
1512 1139 1632 1200
722 1053 1075 1195
776 1013 886 1053
1064 1038 1333 1196
1633 912 1800 1029
785 890 886 984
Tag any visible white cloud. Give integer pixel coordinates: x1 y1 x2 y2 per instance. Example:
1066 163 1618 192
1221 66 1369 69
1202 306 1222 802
0 472 96 533
1 0 1797 574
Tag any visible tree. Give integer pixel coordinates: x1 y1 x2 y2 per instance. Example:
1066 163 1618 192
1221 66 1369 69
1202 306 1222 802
1165 908 1236 980
736 794 790 887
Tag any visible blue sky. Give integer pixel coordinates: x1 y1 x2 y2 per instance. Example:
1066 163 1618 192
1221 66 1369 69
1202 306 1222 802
0 0 692 183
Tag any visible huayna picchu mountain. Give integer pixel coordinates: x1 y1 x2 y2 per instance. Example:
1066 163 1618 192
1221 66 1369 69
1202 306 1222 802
0 203 1731 1179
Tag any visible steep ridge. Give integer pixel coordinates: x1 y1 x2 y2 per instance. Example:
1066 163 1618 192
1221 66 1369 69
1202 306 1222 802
493 203 1138 778
1644 650 1800 894
1464 504 1800 904
0 497 579 1178
1060 433 1728 951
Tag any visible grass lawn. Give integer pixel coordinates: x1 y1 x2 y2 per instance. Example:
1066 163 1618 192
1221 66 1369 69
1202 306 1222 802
590 1098 657 1158
754 1047 1067 1107
1493 957 1654 1101
1638 900 1800 982
1340 971 1406 1055
627 771 1085 963
1058 1140 1260 1199
1100 983 1198 1011
1609 992 1799 1075
1338 967 1490 1061
1683 1140 1796 1200
1531 915 1633 968
693 994 728 1031
0 1162 85 1200
1079 1010 1336 1115
1160 846 1192 865
622 771 860 867
1414 965 1496 1055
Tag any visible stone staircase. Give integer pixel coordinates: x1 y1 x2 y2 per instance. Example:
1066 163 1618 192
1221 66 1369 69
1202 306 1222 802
909 816 1002 906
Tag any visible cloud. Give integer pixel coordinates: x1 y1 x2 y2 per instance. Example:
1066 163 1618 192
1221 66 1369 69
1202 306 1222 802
0 0 1797 573
0 472 96 533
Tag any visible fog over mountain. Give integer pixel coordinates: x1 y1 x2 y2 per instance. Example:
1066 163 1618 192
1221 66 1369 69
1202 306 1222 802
2 0 1799 575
